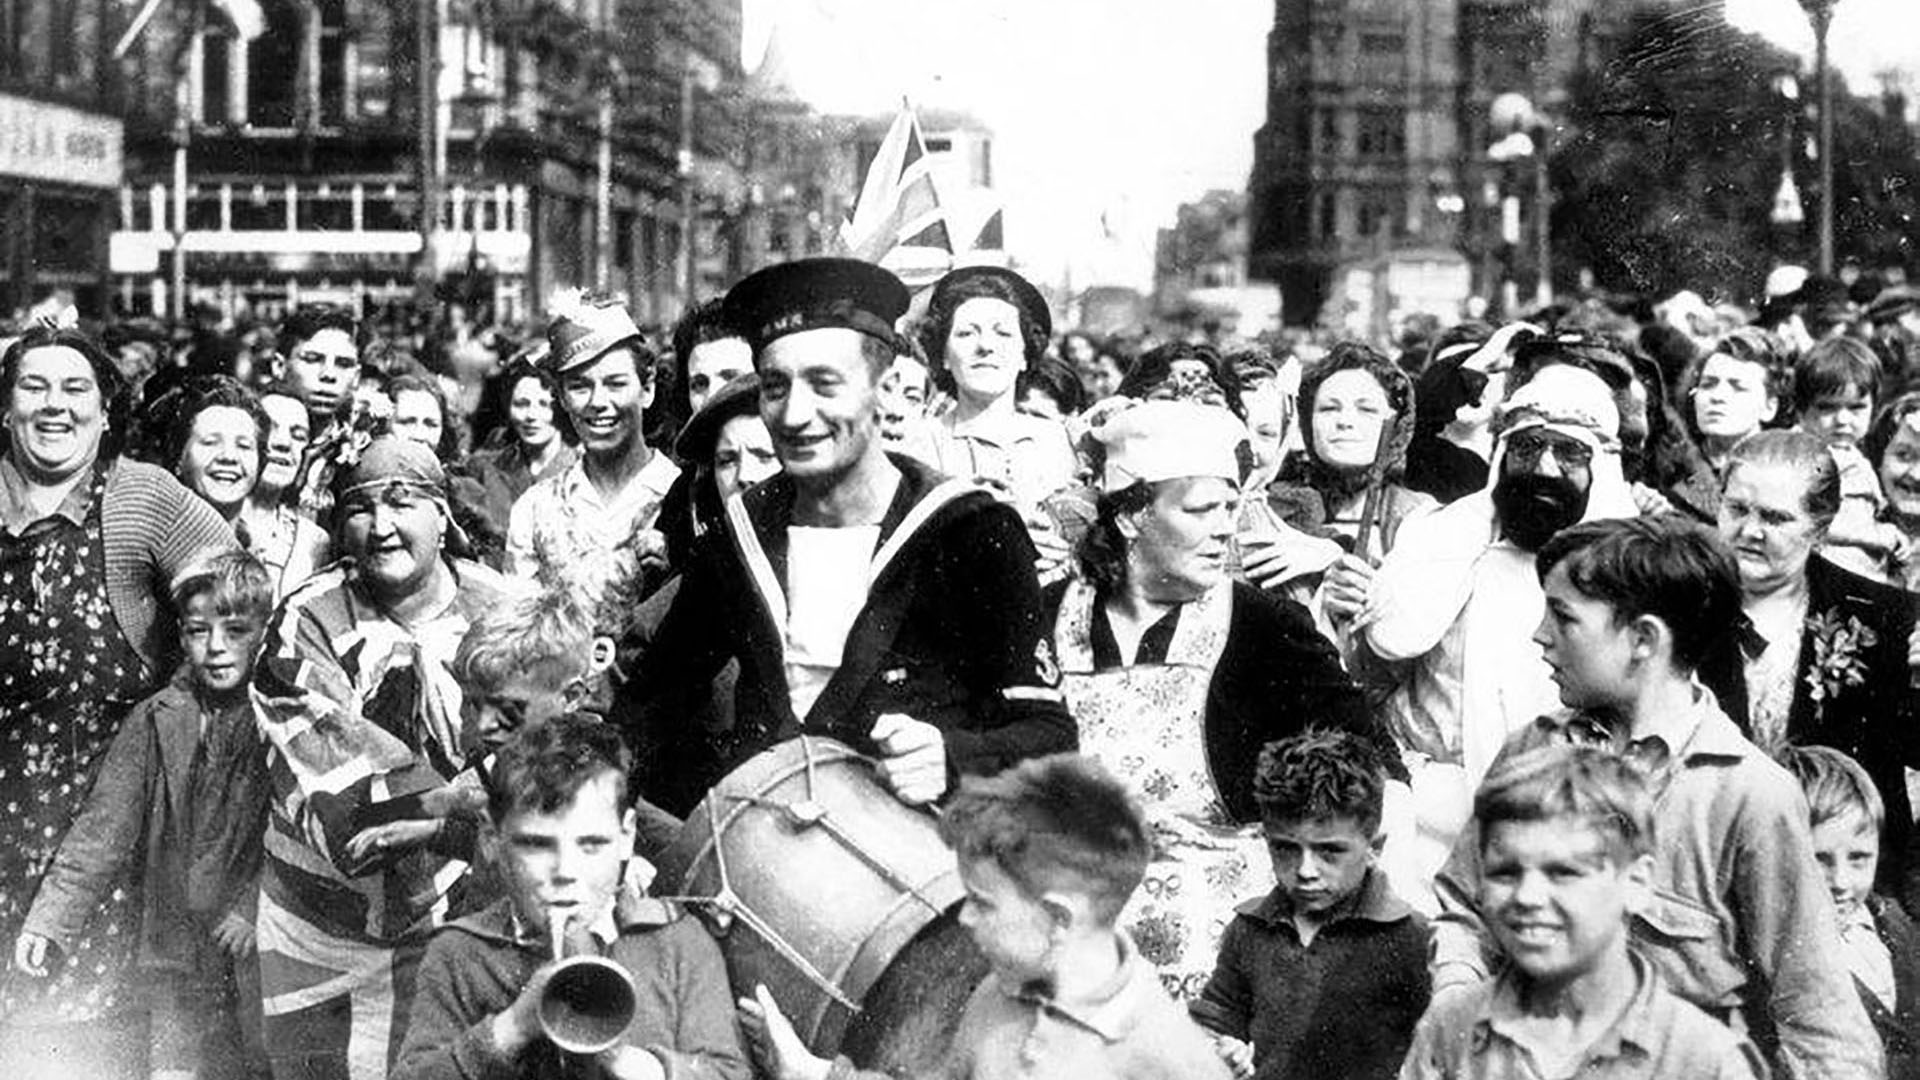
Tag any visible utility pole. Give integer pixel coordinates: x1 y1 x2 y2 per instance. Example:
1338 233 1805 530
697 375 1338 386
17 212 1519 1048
416 0 443 292
678 61 696 312
1800 0 1839 275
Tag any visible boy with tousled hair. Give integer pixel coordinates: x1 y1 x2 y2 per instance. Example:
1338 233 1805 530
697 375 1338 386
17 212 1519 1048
1783 745 1920 1080
345 583 679 873
393 715 748 1080
738 753 1230 1080
1405 743 1764 1079
1427 514 1880 1079
1192 730 1428 1080
18 551 277 1080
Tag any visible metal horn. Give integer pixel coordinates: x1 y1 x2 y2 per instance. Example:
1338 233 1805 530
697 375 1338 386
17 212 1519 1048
538 911 638 1055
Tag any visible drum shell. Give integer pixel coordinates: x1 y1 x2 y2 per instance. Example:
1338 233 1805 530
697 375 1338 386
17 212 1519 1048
657 738 980 1059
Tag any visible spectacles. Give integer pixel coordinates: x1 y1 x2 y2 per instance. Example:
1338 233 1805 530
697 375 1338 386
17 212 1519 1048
1505 430 1594 470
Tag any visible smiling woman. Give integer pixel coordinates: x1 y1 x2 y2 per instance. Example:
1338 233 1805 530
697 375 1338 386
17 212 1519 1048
249 435 509 1079
0 327 235 1073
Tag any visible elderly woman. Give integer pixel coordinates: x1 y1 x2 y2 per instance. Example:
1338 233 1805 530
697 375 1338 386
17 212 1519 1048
1709 429 1920 907
0 327 233 1077
1044 399 1381 998
907 266 1077 509
249 436 508 1079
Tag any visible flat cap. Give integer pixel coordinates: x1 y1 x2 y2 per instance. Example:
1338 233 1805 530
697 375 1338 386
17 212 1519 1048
722 257 909 353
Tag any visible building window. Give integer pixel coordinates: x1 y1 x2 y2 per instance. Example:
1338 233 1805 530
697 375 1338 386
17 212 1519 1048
1318 108 1340 155
1360 32 1404 54
1316 191 1338 241
1356 108 1406 159
320 0 349 126
1357 191 1399 239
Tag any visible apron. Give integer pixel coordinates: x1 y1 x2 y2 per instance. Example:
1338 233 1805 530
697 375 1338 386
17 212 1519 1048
1055 579 1268 1001
0 465 152 1028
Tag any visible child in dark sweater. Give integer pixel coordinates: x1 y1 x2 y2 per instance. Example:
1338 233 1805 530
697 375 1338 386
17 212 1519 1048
1190 729 1430 1080
392 715 746 1080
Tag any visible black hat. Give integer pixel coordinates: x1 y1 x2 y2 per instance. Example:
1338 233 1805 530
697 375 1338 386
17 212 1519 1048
1867 285 1920 325
722 258 909 354
926 265 1052 339
674 372 760 464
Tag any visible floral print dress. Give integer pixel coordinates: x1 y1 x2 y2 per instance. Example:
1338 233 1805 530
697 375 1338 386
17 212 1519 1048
1055 578 1269 1002
0 467 150 1027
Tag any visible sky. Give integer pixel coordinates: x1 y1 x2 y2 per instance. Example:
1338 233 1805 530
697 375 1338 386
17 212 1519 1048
742 0 1918 293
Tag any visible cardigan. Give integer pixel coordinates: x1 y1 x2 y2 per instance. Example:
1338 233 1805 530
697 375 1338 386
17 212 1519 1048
1700 553 1920 908
0 456 237 676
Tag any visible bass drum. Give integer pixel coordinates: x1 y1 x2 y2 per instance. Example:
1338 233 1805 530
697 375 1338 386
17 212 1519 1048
655 736 989 1072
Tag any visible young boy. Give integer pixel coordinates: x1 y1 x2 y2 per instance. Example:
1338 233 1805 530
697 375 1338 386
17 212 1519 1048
17 551 275 1080
1428 515 1880 1079
1404 744 1765 1079
1793 337 1900 575
391 715 748 1080
1190 730 1429 1080
1784 745 1920 1080
344 585 679 870
737 753 1231 1080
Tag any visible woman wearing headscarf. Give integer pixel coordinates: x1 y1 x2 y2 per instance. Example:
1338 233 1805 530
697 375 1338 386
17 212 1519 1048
249 436 509 1080
1044 399 1384 998
0 326 235 1079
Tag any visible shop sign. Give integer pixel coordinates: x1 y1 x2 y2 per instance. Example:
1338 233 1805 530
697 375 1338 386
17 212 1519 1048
0 93 122 189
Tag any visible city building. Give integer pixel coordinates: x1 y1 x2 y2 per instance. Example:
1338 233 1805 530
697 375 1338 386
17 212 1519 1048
1247 0 1657 328
1 0 126 318
108 0 744 327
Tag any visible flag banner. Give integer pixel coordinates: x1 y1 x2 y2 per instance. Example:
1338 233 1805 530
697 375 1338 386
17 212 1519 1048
843 103 954 276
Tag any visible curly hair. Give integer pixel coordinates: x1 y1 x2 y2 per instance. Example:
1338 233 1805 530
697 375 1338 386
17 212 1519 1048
916 274 1049 395
1253 729 1387 834
1116 341 1244 418
487 713 633 824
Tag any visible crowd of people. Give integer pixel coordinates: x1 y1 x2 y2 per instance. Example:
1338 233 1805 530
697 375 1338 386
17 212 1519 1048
3 255 1920 1080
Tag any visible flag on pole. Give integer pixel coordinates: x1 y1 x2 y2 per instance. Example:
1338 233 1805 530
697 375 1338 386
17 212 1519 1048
114 0 265 60
842 104 952 274
970 208 1003 252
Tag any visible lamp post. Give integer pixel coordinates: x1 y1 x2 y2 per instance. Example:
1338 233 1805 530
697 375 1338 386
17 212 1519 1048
1799 0 1838 275
1489 92 1551 314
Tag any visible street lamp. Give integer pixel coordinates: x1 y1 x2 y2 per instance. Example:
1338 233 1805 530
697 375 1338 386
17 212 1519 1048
1799 0 1839 275
1489 92 1552 313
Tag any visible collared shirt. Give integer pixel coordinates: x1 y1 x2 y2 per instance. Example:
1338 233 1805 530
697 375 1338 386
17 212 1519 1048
831 933 1230 1080
0 455 92 535
1431 687 1884 1080
903 411 1076 510
1401 954 1766 1080
504 449 680 604
1841 903 1899 1015
1191 870 1430 1080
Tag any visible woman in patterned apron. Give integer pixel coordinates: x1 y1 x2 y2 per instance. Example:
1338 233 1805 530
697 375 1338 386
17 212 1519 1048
0 327 236 1079
1043 399 1384 1001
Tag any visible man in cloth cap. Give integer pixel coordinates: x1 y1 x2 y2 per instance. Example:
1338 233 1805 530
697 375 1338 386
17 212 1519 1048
615 257 1074 814
251 436 510 1080
1351 355 1637 910
506 292 681 613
